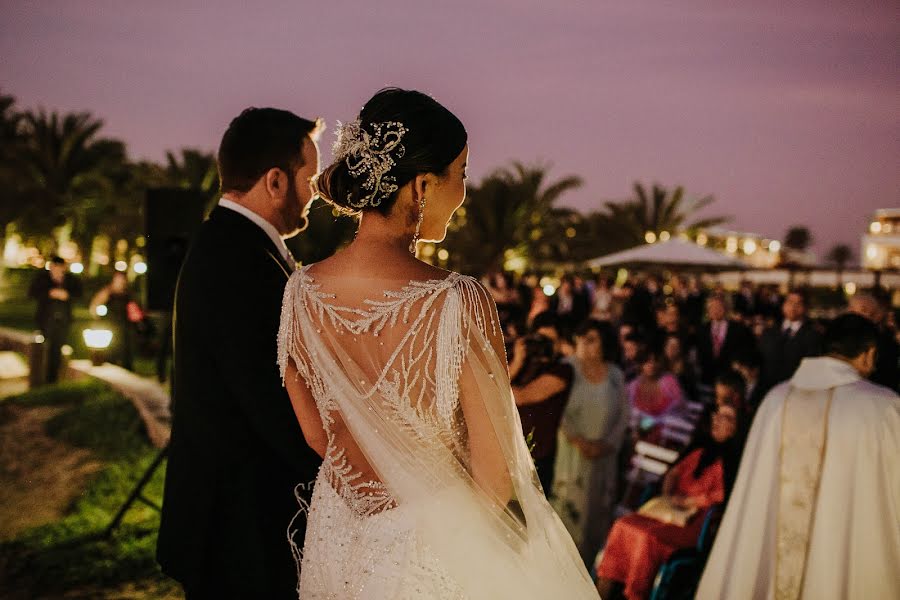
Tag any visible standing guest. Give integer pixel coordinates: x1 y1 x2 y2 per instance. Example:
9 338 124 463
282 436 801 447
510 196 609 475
517 272 538 315
627 349 684 444
623 279 655 333
597 402 743 600
526 285 552 327
556 276 589 334
590 275 614 321
653 301 693 357
758 289 822 392
697 314 900 600
90 271 139 370
28 256 82 383
696 295 754 386
486 271 521 327
731 279 758 322
157 108 323 599
849 291 900 391
572 275 592 324
682 276 707 332
731 348 765 414
527 284 552 326
510 333 574 496
553 320 628 566
763 284 785 322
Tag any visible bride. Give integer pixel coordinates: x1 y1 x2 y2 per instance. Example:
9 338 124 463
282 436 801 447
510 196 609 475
278 88 598 599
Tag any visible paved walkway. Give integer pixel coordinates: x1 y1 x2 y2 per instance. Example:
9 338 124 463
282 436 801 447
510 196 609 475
69 360 171 448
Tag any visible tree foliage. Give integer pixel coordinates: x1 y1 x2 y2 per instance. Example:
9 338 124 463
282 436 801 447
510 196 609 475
440 162 582 274
598 182 727 250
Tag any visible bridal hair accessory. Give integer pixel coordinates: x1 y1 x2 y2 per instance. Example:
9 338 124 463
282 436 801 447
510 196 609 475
333 119 409 209
410 196 426 254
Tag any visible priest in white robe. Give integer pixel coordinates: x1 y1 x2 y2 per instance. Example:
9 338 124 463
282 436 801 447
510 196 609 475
697 313 900 600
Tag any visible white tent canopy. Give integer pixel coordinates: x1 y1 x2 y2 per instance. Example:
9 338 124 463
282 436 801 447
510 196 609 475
585 238 747 270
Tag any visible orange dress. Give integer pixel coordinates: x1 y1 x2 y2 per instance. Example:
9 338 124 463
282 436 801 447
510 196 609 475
597 449 725 600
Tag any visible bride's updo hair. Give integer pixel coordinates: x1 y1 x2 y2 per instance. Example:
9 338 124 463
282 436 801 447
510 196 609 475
316 88 467 215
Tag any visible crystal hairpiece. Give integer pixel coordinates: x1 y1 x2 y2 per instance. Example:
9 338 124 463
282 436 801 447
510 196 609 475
333 119 408 209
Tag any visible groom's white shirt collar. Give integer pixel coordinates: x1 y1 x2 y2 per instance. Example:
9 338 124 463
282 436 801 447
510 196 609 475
218 197 293 265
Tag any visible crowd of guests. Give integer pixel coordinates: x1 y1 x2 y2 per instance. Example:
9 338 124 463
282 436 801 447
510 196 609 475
495 271 898 599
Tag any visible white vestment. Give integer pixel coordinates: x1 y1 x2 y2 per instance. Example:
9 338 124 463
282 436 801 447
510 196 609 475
696 356 900 599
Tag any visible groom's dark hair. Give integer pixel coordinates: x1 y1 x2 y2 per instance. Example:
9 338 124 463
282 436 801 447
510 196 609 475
218 107 321 194
824 313 878 359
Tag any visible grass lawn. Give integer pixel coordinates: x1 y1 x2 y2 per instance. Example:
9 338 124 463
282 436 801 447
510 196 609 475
0 379 181 599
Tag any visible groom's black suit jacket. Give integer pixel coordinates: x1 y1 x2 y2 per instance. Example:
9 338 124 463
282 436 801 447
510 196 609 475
157 207 321 599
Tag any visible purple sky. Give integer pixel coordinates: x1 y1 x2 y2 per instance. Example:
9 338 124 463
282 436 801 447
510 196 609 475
2 0 898 261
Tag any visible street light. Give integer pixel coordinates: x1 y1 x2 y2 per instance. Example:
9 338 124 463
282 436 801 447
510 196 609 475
645 231 657 244
83 328 113 366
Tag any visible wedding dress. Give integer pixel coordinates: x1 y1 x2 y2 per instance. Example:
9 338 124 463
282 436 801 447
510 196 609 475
278 265 598 599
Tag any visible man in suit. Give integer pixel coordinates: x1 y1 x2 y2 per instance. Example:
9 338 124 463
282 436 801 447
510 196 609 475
696 294 754 386
28 255 83 383
731 279 758 321
758 289 823 392
849 291 900 391
157 108 323 599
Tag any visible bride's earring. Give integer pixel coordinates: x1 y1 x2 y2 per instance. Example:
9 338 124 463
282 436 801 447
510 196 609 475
409 197 426 255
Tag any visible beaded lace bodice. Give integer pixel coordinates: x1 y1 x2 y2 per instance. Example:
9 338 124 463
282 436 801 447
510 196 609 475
278 265 494 518
277 264 600 600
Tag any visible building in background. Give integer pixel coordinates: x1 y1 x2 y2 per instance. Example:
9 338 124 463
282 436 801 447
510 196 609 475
862 209 900 272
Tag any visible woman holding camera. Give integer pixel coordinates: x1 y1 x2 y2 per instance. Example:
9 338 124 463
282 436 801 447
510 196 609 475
510 333 574 496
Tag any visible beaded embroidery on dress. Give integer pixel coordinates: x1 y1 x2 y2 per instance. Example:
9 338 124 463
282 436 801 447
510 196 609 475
278 265 599 600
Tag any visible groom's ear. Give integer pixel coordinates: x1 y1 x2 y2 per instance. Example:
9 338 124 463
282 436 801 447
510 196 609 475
264 168 286 199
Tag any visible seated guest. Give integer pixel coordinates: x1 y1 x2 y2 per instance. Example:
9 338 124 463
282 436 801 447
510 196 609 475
627 349 684 444
597 403 744 600
509 333 574 496
620 332 645 382
663 334 698 401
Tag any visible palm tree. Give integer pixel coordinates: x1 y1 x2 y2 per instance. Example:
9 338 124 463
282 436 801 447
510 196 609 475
781 226 814 286
600 182 727 250
17 109 127 253
164 148 220 214
826 244 854 287
440 162 582 275
784 226 813 253
0 92 25 231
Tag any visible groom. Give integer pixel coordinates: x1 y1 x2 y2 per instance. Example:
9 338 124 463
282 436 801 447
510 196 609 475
157 108 323 599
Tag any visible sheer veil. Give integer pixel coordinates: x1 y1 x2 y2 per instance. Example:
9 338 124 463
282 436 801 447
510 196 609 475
278 265 598 598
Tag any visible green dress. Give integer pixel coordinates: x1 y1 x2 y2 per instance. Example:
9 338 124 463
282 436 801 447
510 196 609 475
552 358 628 566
